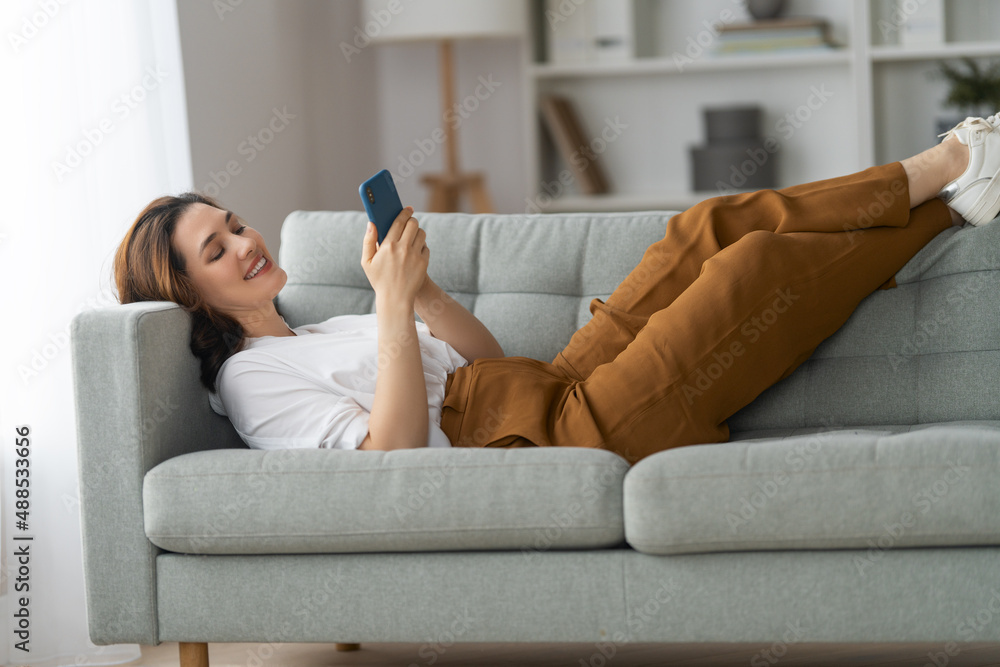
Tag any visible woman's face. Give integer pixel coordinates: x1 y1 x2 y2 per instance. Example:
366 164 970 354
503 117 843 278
172 203 286 317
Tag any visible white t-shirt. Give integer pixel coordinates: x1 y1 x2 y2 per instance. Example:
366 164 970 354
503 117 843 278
208 313 468 450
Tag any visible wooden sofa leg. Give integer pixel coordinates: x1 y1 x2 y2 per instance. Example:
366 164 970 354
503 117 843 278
179 642 209 667
335 643 361 651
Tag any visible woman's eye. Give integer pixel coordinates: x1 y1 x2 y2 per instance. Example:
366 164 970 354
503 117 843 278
210 226 248 262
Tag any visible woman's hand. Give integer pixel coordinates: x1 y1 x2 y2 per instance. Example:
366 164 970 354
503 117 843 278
360 206 429 308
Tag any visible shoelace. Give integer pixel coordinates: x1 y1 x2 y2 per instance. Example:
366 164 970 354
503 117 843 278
938 113 1000 139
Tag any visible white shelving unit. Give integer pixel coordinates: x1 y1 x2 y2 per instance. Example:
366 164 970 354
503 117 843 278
522 0 1000 213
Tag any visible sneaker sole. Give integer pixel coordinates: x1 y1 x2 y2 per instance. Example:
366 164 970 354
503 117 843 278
964 170 1000 225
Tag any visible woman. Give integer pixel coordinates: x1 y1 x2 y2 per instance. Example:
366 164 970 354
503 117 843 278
114 114 1000 465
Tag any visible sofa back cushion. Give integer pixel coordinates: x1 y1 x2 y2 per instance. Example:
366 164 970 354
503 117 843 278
277 210 667 363
277 211 1000 433
728 220 1000 432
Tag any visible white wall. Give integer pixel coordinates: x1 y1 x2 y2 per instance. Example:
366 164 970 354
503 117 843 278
176 0 381 257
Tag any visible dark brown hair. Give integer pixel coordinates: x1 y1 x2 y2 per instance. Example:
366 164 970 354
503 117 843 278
113 192 277 392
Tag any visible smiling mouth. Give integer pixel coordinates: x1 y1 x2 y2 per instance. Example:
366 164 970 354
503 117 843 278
244 255 268 280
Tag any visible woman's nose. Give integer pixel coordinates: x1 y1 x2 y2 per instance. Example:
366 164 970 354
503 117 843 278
240 236 257 257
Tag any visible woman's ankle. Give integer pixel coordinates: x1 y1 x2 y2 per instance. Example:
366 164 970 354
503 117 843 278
941 134 970 185
902 139 969 208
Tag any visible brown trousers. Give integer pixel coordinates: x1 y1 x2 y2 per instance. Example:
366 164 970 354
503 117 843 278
440 163 953 464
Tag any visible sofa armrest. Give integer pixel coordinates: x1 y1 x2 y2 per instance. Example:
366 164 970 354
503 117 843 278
71 301 245 645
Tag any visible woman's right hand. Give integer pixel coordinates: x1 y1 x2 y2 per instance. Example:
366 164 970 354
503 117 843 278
360 205 430 308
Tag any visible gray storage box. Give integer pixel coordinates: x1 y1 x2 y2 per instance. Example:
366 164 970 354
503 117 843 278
691 140 776 191
690 104 776 192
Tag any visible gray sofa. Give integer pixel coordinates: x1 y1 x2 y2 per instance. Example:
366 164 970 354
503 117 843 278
72 208 1000 663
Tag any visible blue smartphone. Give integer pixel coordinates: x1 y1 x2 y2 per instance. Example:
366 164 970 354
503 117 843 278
359 169 403 245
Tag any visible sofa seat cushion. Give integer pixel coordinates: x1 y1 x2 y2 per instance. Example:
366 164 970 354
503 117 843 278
143 447 627 554
624 422 1000 555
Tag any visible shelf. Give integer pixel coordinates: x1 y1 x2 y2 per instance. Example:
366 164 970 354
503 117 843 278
523 0 1000 215
531 48 852 80
871 41 1000 62
535 191 751 214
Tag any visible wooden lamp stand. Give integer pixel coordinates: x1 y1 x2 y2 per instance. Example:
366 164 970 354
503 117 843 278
419 40 495 214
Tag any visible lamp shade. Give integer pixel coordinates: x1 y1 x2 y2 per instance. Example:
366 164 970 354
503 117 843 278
360 0 528 42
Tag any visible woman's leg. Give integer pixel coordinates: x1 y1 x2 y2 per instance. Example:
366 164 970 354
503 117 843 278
441 160 957 462
552 139 968 383
441 171 954 463
570 197 953 463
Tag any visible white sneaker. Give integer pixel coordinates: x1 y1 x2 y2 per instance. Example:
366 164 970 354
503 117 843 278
937 113 1000 226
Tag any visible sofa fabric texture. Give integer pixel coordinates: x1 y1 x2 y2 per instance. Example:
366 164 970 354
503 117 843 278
143 447 627 554
73 207 1000 646
626 423 1000 555
153 547 1000 644
135 210 1000 556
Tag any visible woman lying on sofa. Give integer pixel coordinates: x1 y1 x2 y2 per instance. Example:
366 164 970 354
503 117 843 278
114 114 999 464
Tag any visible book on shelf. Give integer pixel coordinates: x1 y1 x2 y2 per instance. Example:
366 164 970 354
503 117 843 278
714 17 838 55
544 0 635 64
538 95 610 195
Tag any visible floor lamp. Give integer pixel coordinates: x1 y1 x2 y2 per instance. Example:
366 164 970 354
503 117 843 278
362 0 527 213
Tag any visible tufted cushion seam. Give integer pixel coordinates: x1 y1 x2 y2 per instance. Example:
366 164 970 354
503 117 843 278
147 525 616 539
